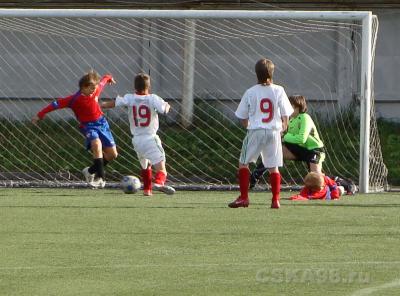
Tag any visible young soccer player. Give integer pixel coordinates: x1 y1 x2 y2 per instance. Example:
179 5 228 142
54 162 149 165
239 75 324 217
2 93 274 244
289 172 345 200
250 95 325 188
101 73 175 196
32 70 117 188
228 58 293 209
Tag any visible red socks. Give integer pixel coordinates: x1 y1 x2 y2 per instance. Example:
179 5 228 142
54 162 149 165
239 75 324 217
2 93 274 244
270 172 281 202
141 168 152 192
154 171 167 186
238 168 250 200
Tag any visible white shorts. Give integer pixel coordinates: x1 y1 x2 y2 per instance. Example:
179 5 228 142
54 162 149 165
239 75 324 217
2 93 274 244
132 134 166 169
239 129 283 168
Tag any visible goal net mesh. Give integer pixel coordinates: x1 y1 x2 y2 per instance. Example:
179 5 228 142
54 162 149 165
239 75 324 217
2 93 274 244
0 12 387 190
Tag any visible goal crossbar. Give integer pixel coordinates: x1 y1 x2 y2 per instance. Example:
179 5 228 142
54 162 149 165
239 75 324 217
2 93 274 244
0 9 371 21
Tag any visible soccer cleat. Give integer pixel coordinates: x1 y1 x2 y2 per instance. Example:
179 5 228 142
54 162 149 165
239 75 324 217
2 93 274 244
143 189 152 196
89 178 105 189
98 178 106 189
82 167 95 184
228 196 249 208
153 183 175 195
347 182 357 195
271 199 280 209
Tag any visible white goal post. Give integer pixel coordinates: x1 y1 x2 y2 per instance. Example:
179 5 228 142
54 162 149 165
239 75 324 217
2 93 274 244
0 9 386 193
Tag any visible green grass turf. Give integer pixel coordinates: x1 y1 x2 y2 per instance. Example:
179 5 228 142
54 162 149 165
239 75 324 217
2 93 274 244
0 188 399 296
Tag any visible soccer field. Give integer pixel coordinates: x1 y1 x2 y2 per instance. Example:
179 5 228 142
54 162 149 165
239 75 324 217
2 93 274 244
0 188 399 296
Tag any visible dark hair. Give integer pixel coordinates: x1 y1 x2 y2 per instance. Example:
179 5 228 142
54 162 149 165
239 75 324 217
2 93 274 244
134 73 151 92
79 70 100 89
289 95 308 113
255 58 274 84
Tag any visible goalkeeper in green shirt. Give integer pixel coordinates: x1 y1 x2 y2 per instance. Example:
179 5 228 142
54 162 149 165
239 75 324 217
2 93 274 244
250 95 325 188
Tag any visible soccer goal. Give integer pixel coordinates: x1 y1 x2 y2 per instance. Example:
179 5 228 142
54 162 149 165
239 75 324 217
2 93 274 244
0 9 387 193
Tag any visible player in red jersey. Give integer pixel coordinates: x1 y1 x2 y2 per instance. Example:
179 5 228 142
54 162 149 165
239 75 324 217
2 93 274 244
32 70 117 188
289 172 344 200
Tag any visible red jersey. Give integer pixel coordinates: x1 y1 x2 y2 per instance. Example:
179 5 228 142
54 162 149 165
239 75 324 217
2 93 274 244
37 75 113 124
291 176 340 200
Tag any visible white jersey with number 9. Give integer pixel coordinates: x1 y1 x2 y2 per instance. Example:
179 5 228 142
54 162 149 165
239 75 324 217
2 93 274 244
235 83 293 130
115 93 169 137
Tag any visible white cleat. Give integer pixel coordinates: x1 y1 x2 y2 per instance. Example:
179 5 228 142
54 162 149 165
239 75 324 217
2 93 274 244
89 178 106 189
82 167 95 184
153 183 175 195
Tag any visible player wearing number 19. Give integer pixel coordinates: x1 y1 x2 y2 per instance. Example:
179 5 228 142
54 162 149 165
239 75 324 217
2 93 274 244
101 73 175 196
228 58 293 209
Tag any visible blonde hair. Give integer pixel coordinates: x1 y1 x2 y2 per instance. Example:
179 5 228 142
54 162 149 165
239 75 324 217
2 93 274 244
304 172 324 191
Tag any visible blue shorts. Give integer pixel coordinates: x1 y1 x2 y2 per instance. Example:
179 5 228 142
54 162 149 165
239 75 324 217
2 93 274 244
80 116 116 151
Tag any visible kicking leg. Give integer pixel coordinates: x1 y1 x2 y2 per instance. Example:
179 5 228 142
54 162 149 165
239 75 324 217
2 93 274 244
153 161 175 195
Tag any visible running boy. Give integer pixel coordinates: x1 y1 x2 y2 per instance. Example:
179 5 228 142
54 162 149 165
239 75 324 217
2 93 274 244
228 58 293 208
32 70 117 188
102 73 175 196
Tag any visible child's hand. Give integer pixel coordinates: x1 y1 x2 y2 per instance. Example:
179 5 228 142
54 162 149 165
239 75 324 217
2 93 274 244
31 115 40 125
108 77 116 85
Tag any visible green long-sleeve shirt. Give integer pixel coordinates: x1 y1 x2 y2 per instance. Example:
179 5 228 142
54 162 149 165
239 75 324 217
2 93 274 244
283 113 324 150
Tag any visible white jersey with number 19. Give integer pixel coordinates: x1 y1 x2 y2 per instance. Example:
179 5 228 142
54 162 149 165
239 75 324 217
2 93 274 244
115 93 169 137
235 83 293 131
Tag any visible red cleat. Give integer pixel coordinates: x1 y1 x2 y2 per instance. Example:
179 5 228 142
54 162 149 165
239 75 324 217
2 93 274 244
228 197 249 208
271 199 280 209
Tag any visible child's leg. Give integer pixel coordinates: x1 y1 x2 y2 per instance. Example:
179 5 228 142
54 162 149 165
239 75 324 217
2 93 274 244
88 138 105 179
140 159 152 195
238 165 250 200
250 161 267 188
153 161 167 185
228 164 250 208
152 160 175 195
103 146 118 164
268 167 281 209
88 147 116 176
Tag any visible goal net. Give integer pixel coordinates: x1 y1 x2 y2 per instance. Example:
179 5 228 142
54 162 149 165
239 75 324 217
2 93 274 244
0 9 387 192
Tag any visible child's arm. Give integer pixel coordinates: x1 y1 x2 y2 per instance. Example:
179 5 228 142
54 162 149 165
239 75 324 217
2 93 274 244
100 99 116 109
240 119 249 128
164 103 171 114
94 74 115 97
281 115 289 132
31 96 72 124
325 176 340 199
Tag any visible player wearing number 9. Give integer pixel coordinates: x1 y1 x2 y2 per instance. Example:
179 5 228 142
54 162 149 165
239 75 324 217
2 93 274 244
101 73 175 196
228 58 294 209
249 95 326 189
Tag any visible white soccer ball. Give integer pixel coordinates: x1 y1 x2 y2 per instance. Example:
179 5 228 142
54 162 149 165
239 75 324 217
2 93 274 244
121 175 141 194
